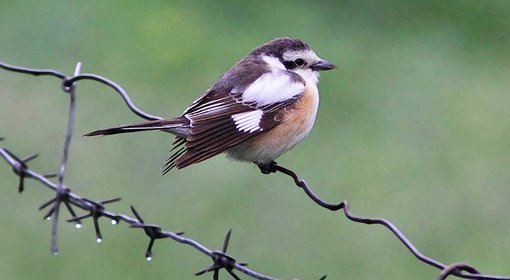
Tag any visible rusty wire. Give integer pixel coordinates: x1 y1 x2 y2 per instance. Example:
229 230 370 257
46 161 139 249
1 60 509 280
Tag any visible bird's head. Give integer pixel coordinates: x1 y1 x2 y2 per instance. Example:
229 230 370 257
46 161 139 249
250 37 336 83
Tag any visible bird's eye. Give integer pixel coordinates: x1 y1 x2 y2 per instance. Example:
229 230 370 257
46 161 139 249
295 58 305 66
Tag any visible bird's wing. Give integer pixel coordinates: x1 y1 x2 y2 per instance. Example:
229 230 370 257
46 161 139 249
164 70 305 172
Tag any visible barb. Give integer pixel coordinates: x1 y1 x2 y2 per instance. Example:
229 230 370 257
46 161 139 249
0 149 38 193
195 229 246 280
129 205 183 261
67 197 122 242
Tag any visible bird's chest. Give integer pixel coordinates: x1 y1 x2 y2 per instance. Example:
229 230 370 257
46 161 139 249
228 82 319 164
275 83 319 144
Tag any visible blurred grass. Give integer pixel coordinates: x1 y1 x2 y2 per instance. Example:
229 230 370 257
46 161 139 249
1 0 510 279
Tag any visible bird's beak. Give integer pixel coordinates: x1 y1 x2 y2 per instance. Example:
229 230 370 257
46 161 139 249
310 59 337 71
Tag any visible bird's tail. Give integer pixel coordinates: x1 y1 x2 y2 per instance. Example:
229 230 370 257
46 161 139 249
84 117 190 137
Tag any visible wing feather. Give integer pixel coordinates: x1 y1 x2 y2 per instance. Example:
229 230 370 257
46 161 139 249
165 66 305 171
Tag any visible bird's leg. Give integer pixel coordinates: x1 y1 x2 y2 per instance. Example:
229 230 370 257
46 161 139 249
257 161 279 174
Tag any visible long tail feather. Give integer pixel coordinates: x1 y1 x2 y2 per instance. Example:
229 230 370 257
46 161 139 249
85 118 189 137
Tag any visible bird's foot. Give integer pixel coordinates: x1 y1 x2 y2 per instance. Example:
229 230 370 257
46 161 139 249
257 161 278 174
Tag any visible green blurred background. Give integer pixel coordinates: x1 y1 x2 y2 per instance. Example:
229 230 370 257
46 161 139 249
1 1 510 279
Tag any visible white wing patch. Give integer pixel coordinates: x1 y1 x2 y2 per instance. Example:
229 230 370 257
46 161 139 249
232 110 263 133
240 70 304 107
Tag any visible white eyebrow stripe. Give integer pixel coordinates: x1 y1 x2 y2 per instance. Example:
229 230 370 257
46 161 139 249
231 110 263 133
282 49 320 63
240 69 304 107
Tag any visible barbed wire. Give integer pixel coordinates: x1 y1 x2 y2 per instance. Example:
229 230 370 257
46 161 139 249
1 59 509 280
0 147 280 280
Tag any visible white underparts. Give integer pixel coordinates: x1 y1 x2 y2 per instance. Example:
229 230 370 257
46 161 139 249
292 68 319 85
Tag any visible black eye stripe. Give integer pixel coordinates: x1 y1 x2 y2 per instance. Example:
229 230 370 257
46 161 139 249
295 58 305 66
281 58 306 70
283 60 297 70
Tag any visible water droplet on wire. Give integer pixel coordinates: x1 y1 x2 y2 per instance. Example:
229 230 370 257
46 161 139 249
146 256 152 262
96 238 102 243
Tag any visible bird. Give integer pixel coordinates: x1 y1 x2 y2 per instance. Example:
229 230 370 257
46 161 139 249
86 37 336 174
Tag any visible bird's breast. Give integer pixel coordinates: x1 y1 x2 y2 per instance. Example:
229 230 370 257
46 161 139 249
227 82 319 164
